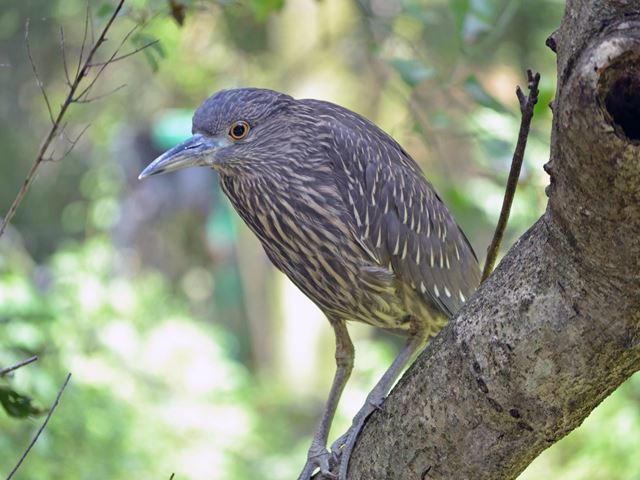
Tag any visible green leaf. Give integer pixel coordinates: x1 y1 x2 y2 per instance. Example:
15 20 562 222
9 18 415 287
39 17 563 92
142 49 159 72
388 58 435 87
0 386 44 418
149 40 165 59
132 33 164 56
463 75 509 114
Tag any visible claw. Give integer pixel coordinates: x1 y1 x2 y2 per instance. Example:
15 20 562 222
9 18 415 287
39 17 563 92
370 396 385 412
298 444 337 480
330 431 349 458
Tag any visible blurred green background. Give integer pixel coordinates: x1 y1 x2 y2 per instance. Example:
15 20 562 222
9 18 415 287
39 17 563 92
0 0 638 479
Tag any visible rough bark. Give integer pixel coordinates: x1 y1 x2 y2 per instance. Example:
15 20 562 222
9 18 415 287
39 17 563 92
327 0 640 478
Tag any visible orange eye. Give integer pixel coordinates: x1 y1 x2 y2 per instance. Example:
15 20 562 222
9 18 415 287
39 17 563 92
229 121 250 140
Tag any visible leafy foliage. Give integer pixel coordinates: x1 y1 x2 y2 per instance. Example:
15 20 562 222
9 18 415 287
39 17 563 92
0 387 44 418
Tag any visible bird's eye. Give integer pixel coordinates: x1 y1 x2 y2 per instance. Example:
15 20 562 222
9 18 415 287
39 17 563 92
229 121 250 140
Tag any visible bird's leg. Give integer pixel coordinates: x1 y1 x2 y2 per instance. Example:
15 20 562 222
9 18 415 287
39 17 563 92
298 319 354 480
331 326 428 480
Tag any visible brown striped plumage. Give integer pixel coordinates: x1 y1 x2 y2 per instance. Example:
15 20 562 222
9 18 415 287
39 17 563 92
139 88 480 480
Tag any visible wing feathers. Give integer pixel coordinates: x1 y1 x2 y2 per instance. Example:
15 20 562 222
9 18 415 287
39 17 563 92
320 104 480 318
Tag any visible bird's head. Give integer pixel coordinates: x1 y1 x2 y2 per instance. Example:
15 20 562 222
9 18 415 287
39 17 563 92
139 88 295 179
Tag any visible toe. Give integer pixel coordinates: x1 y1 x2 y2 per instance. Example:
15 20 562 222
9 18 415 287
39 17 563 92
299 444 339 480
317 453 336 479
330 431 349 456
297 460 317 480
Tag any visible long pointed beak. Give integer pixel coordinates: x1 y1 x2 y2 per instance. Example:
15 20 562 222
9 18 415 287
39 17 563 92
138 134 227 180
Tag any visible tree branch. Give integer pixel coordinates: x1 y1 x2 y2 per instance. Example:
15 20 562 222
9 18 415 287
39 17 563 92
0 1 125 237
0 0 157 238
6 373 72 480
86 40 159 67
481 70 540 282
0 356 38 376
25 20 55 126
318 1 640 478
59 27 72 88
73 21 141 102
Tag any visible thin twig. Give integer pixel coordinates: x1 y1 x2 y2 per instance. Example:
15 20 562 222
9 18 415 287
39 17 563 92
6 373 72 480
75 3 91 80
481 70 540 282
74 84 127 103
0 0 135 238
57 120 70 144
59 27 72 88
87 40 159 67
74 22 141 102
60 122 82 144
88 2 96 47
59 123 92 160
25 20 55 126
0 356 38 376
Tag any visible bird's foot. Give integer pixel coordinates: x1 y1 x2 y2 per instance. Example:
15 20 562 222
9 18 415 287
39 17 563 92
329 396 386 480
297 441 337 480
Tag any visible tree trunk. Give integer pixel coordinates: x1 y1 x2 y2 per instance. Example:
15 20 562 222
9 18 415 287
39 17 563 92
329 1 640 478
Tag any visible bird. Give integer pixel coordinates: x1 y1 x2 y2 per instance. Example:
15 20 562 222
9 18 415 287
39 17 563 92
139 88 480 480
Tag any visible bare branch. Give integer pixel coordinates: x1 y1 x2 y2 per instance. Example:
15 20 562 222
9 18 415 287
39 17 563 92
74 22 140 102
6 373 72 480
59 123 91 160
59 27 72 88
481 70 540 282
58 121 69 140
0 0 135 238
87 40 159 67
59 122 75 144
74 84 127 103
88 2 96 47
75 3 91 80
0 356 38 376
25 20 55 126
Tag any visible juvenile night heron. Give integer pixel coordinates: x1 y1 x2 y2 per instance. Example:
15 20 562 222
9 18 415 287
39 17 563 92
139 88 480 479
